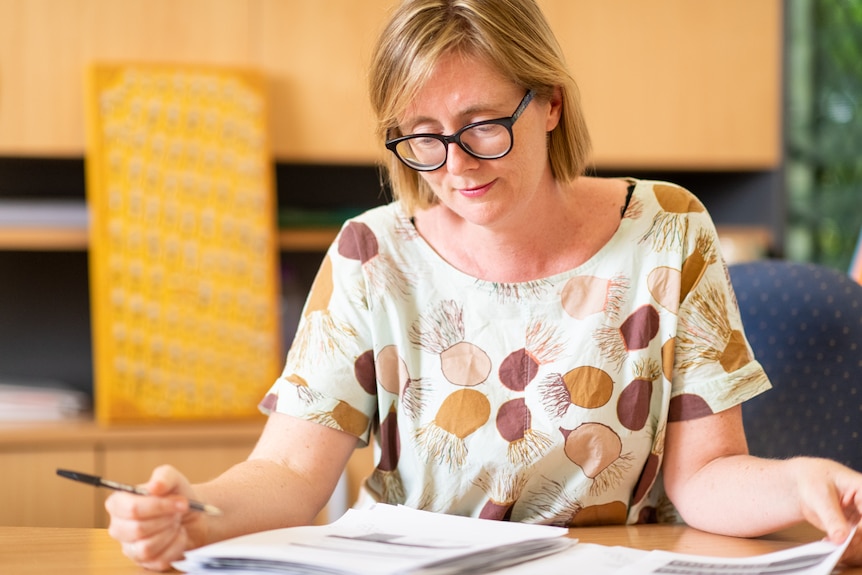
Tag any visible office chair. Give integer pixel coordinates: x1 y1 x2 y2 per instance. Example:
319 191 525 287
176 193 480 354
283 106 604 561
728 259 862 471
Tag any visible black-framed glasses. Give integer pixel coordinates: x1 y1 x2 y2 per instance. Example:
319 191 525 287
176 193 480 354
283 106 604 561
385 90 535 172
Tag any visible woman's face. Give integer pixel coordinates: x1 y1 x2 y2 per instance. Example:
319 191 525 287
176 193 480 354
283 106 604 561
398 51 562 229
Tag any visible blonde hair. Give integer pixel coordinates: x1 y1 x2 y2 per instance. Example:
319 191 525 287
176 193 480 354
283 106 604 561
368 0 591 215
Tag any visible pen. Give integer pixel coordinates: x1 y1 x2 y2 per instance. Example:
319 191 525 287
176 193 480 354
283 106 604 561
56 468 223 516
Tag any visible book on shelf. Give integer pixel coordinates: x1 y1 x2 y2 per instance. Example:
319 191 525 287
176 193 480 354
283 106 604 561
0 377 89 421
0 199 88 228
278 206 365 229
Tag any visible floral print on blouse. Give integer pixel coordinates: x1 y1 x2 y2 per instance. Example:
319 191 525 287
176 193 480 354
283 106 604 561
260 179 771 526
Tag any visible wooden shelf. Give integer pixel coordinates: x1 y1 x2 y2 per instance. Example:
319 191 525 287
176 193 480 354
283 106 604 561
0 226 339 252
716 225 774 264
0 227 89 250
278 227 339 252
0 417 266 449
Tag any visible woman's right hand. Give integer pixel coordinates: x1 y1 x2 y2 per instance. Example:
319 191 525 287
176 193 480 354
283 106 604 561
105 465 207 572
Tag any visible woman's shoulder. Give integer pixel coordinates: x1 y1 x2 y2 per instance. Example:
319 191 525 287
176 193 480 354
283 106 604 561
575 176 702 217
333 201 419 258
626 178 706 213
622 178 719 260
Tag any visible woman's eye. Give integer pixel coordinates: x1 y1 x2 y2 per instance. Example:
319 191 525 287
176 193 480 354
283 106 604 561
467 122 504 138
412 136 439 148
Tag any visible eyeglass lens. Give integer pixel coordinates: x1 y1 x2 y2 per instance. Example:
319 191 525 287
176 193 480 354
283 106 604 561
393 123 512 170
387 89 534 171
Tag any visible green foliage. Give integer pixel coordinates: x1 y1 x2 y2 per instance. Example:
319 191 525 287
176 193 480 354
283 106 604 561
786 0 862 270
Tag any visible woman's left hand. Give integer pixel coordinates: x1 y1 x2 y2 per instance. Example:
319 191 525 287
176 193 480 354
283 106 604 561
791 457 862 566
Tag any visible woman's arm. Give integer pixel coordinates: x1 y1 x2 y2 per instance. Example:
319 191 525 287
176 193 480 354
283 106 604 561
106 412 359 571
663 405 862 564
663 405 798 535
197 412 361 541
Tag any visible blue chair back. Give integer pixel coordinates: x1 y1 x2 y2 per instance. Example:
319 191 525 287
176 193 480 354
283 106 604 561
728 260 862 471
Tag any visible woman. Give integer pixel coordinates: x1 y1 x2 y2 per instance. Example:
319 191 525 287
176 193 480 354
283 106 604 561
106 0 862 570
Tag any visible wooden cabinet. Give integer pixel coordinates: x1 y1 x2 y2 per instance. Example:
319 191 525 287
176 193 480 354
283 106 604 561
0 0 781 168
0 419 263 527
0 447 98 527
0 418 376 528
540 0 782 169
0 0 387 163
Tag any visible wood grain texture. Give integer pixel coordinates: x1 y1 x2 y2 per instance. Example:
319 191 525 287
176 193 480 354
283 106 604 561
0 0 780 168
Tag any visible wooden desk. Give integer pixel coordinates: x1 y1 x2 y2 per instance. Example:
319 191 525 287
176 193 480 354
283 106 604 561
0 526 150 575
0 523 858 575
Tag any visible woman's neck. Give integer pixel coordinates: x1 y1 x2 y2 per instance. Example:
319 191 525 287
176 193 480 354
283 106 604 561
413 177 629 283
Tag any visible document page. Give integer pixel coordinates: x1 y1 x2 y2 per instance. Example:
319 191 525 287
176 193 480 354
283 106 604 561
495 532 853 575
494 542 649 575
176 504 571 575
177 505 853 575
614 528 855 575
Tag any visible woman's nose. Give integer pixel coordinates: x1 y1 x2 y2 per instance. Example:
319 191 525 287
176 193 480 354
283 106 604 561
444 142 480 174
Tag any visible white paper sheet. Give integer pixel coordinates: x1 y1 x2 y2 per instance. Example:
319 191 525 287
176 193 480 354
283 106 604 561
176 505 854 575
615 529 854 575
177 504 571 575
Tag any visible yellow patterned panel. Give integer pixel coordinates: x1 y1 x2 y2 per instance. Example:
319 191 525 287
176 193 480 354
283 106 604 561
85 63 282 423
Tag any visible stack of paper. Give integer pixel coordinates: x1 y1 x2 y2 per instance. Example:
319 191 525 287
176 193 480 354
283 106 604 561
176 504 854 575
0 379 89 421
176 504 572 575
0 199 88 228
497 536 853 575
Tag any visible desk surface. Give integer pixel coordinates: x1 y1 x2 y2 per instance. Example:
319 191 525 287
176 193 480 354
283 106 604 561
0 523 857 574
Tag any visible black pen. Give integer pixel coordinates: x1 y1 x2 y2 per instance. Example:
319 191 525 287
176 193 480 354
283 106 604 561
56 468 223 516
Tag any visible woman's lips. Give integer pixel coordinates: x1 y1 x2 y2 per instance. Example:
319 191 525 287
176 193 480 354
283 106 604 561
458 180 494 198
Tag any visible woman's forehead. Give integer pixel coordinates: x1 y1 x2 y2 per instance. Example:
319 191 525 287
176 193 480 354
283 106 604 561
399 52 518 122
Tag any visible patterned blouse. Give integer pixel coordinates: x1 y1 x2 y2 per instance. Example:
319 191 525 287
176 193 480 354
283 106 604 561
260 179 771 526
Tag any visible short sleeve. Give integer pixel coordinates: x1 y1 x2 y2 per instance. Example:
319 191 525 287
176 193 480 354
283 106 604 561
259 223 379 446
667 195 771 421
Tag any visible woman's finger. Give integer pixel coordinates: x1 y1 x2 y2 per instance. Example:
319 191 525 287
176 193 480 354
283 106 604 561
142 525 192 571
145 464 193 498
107 509 182 543
105 489 186 521
791 460 850 544
839 527 862 567
122 523 186 572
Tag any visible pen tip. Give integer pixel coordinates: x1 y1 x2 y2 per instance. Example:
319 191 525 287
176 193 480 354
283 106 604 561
205 504 224 517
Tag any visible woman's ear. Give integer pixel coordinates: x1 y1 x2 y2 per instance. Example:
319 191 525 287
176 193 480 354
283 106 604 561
545 86 563 132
